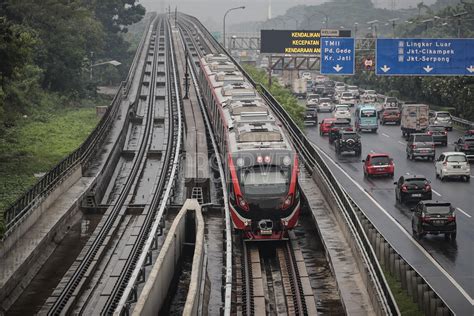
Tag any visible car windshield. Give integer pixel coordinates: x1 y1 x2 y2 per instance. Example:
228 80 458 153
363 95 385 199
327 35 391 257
465 139 474 143
305 110 316 115
447 155 467 162
414 135 433 142
348 86 357 90
371 156 390 165
342 93 352 98
366 90 376 94
337 106 349 111
386 97 397 102
437 112 450 117
239 166 289 196
385 110 399 115
320 98 331 102
361 109 376 117
425 204 452 214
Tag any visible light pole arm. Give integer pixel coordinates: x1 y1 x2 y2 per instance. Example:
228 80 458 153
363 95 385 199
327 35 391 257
223 6 245 49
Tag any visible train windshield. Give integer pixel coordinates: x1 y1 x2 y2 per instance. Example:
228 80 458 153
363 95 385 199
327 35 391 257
239 166 290 196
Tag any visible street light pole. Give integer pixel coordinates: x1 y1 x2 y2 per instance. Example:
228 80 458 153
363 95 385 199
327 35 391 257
223 6 245 50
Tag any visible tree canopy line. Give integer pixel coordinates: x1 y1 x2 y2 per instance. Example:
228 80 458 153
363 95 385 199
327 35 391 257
0 0 146 131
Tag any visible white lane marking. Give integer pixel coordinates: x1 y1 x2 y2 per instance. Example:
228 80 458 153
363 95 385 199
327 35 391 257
313 144 474 304
398 140 406 145
456 208 471 218
382 133 390 138
431 189 442 197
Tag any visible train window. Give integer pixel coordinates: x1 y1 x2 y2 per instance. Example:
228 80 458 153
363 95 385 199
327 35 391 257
239 166 290 196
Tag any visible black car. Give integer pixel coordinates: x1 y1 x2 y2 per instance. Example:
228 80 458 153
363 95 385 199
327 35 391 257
411 201 456 240
454 135 474 160
334 131 361 156
424 125 448 146
394 175 432 204
328 118 352 144
304 108 318 126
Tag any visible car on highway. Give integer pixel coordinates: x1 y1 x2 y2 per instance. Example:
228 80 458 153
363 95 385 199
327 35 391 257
394 175 432 204
328 118 352 144
361 90 377 102
334 82 345 93
304 108 318 126
411 201 456 240
363 153 395 178
379 107 401 125
338 92 356 106
355 104 378 132
333 104 351 120
306 97 319 108
406 133 435 161
319 118 336 136
346 85 359 98
316 98 334 112
383 96 399 109
454 134 474 161
430 111 453 131
334 131 361 156
424 125 448 146
435 152 471 182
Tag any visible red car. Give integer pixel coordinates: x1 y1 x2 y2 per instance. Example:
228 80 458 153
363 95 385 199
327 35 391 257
319 118 336 136
363 153 395 178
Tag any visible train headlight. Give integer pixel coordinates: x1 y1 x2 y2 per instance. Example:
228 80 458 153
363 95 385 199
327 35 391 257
282 194 293 210
256 156 263 164
264 156 271 163
283 156 291 166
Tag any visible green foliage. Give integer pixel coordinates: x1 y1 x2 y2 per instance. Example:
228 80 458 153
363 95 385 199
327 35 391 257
0 98 102 233
382 267 423 315
243 65 305 128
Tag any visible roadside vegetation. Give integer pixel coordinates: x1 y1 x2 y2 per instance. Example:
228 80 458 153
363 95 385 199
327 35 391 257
0 1 147 234
243 65 305 128
383 268 423 316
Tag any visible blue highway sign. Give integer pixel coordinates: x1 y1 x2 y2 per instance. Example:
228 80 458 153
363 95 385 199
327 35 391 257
376 38 474 76
320 37 355 75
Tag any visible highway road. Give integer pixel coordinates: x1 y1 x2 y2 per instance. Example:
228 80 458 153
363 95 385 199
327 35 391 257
304 105 474 313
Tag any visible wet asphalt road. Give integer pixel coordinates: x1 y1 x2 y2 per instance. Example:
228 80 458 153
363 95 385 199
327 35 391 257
303 106 473 313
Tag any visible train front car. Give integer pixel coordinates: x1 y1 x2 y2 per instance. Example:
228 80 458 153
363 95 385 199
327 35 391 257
229 150 300 240
226 111 300 240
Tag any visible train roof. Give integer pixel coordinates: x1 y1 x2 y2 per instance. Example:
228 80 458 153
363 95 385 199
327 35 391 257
200 54 293 155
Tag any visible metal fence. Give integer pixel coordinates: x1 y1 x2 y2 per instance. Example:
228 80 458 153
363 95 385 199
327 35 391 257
1 14 155 238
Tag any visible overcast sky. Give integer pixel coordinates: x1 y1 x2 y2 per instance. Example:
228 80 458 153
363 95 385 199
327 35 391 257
139 0 436 30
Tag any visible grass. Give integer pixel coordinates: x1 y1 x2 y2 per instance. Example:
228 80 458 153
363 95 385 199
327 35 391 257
0 99 103 234
382 267 423 315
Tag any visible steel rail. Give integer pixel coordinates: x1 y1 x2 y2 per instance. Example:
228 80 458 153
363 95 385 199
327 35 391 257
100 19 179 315
180 13 400 315
176 18 233 316
113 17 183 315
47 18 162 316
2 14 157 238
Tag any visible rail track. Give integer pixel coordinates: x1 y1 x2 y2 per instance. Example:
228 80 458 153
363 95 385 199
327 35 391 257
41 15 183 315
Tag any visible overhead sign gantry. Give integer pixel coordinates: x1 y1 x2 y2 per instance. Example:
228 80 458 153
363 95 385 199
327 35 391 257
376 38 474 76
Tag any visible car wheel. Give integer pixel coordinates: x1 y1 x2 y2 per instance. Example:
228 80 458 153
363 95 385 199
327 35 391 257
451 231 457 240
320 130 323 136
417 229 424 240
410 153 414 161
390 173 394 179
399 194 404 204
444 233 450 240
440 172 445 182
465 176 470 182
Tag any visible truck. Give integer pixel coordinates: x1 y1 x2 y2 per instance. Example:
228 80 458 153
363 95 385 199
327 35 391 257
401 104 429 139
292 78 307 99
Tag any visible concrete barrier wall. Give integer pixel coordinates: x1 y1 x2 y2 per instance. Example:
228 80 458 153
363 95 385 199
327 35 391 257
311 168 386 316
312 168 452 315
182 201 204 316
133 199 205 316
0 166 82 258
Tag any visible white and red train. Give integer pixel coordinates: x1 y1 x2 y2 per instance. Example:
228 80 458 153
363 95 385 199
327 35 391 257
198 54 301 240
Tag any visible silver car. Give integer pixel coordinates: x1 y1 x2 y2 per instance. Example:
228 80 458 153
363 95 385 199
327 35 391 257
430 111 453 131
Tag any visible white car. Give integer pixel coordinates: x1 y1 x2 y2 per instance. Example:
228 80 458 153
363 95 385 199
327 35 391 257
435 152 471 182
347 85 359 98
339 92 356 106
316 98 333 112
333 105 351 120
361 90 377 102
307 98 319 108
